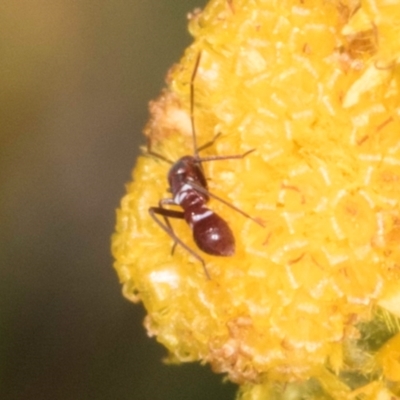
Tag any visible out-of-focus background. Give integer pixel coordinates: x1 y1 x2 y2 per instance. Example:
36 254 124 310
0 1 237 399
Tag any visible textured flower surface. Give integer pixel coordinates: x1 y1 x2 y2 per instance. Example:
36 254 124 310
112 1 400 398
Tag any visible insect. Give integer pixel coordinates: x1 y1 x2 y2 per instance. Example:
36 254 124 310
147 52 262 279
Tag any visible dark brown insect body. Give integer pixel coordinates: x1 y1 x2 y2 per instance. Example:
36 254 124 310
147 53 262 278
168 155 235 257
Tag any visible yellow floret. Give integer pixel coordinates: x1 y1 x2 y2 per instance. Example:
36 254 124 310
112 1 400 398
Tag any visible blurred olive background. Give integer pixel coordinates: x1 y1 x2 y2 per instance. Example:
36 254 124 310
0 1 237 399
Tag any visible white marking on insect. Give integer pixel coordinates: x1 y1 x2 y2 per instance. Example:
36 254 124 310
192 209 213 222
174 183 192 204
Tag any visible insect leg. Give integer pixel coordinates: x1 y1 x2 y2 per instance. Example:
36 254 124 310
197 132 222 153
185 181 265 227
146 137 174 164
149 206 211 279
197 148 255 163
159 198 179 255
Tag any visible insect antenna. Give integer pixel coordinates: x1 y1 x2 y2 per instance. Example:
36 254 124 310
190 52 202 159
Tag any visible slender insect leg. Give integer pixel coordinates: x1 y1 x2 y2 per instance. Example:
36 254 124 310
186 181 265 227
197 148 256 163
146 137 173 164
148 207 211 279
197 132 222 153
193 148 265 226
159 198 179 255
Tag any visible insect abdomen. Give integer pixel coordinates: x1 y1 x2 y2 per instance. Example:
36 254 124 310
187 207 235 256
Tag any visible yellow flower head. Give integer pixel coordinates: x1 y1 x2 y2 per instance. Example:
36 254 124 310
112 1 400 398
